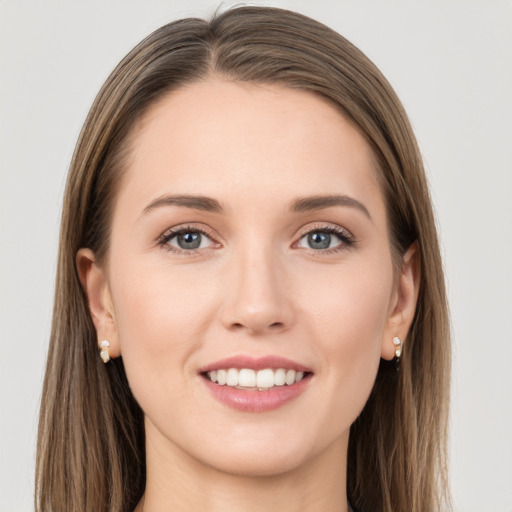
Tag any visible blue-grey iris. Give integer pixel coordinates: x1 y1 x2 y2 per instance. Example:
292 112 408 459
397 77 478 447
177 232 201 249
308 232 331 249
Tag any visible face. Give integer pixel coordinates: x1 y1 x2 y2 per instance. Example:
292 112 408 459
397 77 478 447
84 79 412 477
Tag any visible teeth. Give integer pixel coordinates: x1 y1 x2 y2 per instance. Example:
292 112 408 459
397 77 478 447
217 369 227 385
226 368 238 386
274 368 286 386
206 368 307 389
285 369 296 385
256 368 275 388
238 369 256 387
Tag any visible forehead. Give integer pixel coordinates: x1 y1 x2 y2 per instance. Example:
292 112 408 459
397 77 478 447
118 79 384 218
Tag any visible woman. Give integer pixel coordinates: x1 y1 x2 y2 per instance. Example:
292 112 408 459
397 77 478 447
35 6 451 512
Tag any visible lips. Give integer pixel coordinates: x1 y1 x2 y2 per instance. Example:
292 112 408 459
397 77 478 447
199 355 313 412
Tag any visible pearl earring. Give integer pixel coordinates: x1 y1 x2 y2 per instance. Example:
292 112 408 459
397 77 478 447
393 336 402 371
99 340 110 363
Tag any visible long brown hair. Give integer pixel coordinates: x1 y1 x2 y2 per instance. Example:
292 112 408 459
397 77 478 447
36 6 451 512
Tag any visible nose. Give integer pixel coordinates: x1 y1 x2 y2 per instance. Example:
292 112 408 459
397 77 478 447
220 245 295 336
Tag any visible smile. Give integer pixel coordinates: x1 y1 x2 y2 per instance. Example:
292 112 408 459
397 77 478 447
205 368 307 390
199 356 313 412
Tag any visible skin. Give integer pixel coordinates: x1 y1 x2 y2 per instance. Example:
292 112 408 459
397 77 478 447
78 79 419 512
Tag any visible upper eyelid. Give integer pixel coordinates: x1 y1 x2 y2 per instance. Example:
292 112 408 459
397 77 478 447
159 223 216 242
296 222 354 238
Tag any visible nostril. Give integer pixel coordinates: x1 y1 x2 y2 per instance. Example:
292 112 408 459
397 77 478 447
231 322 284 330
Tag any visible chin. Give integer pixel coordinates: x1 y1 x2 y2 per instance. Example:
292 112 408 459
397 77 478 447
200 444 312 478
185 420 344 479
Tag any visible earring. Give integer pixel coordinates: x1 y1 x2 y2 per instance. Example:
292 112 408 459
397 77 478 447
99 339 110 363
393 336 402 371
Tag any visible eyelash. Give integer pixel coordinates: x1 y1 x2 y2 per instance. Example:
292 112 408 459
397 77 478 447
157 223 356 256
295 224 356 254
158 224 218 255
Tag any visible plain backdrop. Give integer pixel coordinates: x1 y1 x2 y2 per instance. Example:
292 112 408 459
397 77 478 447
1 1 511 511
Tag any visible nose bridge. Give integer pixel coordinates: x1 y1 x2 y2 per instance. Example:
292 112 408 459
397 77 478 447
221 237 293 334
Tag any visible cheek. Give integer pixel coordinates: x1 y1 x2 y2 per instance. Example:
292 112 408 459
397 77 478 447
112 252 215 337
301 260 392 355
298 262 392 422
108 257 219 400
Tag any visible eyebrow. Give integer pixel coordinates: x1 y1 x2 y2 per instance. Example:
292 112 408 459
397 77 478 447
143 194 224 214
290 194 372 220
142 193 371 220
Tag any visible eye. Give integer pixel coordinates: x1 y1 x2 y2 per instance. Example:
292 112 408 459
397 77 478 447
296 226 354 252
298 231 340 250
159 226 218 253
170 231 210 250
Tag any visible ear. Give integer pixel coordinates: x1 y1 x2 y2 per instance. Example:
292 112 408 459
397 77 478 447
76 248 121 358
381 242 421 360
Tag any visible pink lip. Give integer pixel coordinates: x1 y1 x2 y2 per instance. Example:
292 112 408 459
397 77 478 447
201 374 312 413
198 355 313 413
198 355 312 373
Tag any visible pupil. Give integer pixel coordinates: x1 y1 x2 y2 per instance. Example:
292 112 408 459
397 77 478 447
178 232 201 249
308 232 330 249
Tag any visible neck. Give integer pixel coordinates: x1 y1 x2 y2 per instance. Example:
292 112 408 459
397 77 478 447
136 422 350 512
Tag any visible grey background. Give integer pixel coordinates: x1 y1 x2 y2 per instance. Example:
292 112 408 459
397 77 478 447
1 1 511 511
